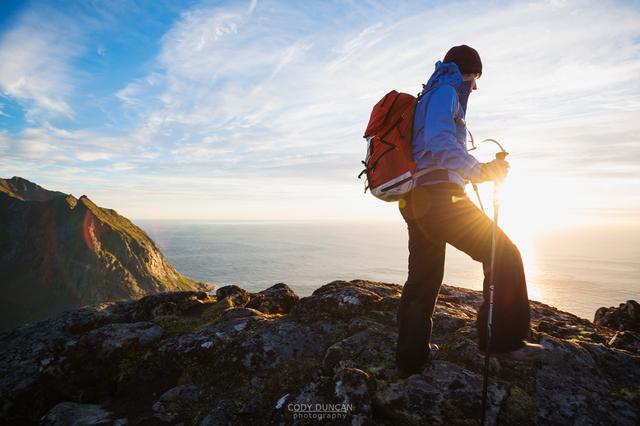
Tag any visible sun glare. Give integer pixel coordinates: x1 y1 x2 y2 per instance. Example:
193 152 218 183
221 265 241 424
467 168 577 303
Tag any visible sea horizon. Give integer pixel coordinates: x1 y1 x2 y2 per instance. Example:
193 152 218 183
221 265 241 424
138 220 640 321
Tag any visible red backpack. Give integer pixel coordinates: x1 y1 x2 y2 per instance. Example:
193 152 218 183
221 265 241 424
359 87 462 201
358 90 419 202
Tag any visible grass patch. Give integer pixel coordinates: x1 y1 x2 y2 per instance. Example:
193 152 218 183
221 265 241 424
156 297 235 336
157 317 209 336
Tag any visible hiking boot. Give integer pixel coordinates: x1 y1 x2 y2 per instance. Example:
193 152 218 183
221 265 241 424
490 342 549 362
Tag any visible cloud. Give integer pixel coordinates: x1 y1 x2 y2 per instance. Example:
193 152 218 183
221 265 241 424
115 1 640 173
0 7 84 120
2 0 639 221
114 1 387 173
0 101 10 117
0 122 141 164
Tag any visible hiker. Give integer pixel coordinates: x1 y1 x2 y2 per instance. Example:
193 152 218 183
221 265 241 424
395 45 546 376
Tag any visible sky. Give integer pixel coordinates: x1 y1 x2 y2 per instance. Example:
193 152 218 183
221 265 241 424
1 0 639 228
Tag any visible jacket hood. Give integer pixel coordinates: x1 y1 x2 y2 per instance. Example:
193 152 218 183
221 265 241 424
423 60 464 92
422 60 473 116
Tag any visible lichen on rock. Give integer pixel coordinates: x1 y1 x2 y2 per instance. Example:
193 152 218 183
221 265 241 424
1 281 638 425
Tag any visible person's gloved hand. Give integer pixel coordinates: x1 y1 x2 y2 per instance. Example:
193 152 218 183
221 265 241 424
479 158 510 182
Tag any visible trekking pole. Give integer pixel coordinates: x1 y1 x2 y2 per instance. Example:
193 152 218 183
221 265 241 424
481 141 508 426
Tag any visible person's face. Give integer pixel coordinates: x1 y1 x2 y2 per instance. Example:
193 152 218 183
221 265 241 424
462 73 480 91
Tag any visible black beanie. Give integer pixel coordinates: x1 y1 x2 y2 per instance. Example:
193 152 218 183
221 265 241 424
443 45 482 76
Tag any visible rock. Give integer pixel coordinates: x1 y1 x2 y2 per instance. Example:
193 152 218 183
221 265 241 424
199 400 237 426
246 283 299 314
609 331 640 352
445 326 501 373
438 284 484 309
536 333 639 425
218 307 264 322
225 320 326 372
432 310 468 334
40 402 114 425
281 376 335 423
333 368 376 425
374 361 507 425
155 314 268 362
1 280 639 425
152 384 200 422
594 300 640 332
499 386 535 425
135 291 215 321
322 323 397 379
215 285 251 307
79 322 164 359
151 302 179 319
290 280 401 321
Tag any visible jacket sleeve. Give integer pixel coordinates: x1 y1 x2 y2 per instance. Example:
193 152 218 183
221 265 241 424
423 85 482 181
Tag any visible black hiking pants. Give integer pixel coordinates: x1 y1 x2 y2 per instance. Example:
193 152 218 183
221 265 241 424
396 183 530 372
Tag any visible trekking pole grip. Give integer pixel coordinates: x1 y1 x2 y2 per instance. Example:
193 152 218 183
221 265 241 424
495 151 508 160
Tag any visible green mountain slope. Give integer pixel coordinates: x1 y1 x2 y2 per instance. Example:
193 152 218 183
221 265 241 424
0 177 210 331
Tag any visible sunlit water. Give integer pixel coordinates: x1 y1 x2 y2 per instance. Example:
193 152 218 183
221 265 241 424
138 221 640 320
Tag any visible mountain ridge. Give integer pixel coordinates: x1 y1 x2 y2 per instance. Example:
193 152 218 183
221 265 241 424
0 176 69 201
0 177 212 331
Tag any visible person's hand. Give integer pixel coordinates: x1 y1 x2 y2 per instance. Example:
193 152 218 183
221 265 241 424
480 159 510 182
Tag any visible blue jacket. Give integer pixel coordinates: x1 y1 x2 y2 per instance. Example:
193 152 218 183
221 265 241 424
412 61 481 188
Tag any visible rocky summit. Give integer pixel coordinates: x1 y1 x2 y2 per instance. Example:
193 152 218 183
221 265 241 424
0 280 638 425
0 177 211 331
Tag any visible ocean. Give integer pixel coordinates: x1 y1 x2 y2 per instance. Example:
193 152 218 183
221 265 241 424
138 221 640 321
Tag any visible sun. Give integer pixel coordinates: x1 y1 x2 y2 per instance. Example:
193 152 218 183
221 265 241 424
466 167 576 302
